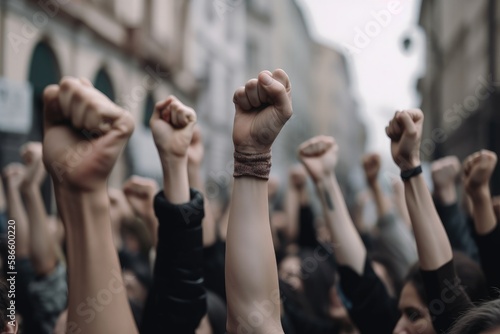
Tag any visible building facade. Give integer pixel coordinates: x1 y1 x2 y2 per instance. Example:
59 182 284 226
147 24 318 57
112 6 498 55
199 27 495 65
418 0 500 194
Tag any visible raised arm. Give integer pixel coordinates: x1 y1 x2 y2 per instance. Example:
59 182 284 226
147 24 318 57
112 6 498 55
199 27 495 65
3 164 30 259
19 142 57 277
463 150 500 294
283 164 309 243
431 156 479 261
42 77 137 333
362 153 391 218
225 69 292 334
140 95 207 333
386 109 471 332
187 125 217 247
299 136 366 274
123 175 159 248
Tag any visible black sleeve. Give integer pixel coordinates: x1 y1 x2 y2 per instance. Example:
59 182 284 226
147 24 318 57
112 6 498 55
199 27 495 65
203 240 226 301
435 200 479 262
140 189 207 334
475 223 500 297
297 205 319 249
337 259 399 334
420 260 473 333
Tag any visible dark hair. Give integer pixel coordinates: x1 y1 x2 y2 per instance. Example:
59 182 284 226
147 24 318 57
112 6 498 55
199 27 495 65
0 279 10 332
371 251 403 295
448 298 500 334
404 251 488 305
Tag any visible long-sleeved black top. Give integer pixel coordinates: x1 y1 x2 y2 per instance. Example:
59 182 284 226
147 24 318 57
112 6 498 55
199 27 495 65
140 189 207 334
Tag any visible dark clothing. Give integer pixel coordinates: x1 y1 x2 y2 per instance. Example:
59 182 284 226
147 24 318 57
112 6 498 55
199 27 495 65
203 239 226 301
297 206 319 249
435 201 479 262
421 260 472 333
338 259 399 334
140 189 207 334
475 223 500 297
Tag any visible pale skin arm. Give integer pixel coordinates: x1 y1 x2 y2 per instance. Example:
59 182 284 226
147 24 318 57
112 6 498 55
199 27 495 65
386 109 452 270
3 164 30 258
299 136 366 275
43 77 137 333
431 156 461 206
20 142 57 276
226 69 292 334
463 150 498 236
362 153 391 218
188 125 217 246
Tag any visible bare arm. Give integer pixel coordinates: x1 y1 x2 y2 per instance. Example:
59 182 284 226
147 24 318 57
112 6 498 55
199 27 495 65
299 136 366 275
20 142 57 276
284 164 308 242
43 78 137 333
362 153 391 218
386 109 452 270
188 125 217 247
226 69 292 334
3 164 30 258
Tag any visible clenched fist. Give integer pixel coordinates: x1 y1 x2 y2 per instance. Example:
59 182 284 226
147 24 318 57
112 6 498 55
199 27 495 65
385 109 423 170
289 164 308 190
20 141 46 191
42 77 134 191
298 136 339 183
463 150 497 194
362 153 381 185
123 175 158 220
150 96 197 162
232 69 292 154
3 163 26 191
431 156 460 189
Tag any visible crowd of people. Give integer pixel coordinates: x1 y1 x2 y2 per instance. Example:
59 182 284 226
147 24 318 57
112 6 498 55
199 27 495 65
0 69 499 334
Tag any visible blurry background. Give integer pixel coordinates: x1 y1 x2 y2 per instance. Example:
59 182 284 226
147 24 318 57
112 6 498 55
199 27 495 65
0 0 499 211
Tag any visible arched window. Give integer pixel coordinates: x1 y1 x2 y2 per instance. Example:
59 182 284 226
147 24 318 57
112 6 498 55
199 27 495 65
27 41 61 212
143 92 155 128
28 41 61 140
93 68 115 101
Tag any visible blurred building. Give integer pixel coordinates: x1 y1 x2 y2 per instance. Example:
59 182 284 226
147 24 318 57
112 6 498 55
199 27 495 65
418 0 500 193
0 0 365 208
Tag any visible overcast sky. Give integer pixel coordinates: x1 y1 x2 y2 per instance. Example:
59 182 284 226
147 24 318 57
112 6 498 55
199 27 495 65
297 0 425 156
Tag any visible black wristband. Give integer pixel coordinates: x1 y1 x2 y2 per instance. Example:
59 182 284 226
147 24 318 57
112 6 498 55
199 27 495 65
401 165 422 181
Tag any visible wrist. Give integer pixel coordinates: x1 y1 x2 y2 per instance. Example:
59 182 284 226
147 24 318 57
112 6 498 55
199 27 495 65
433 184 457 205
468 186 491 204
399 158 421 172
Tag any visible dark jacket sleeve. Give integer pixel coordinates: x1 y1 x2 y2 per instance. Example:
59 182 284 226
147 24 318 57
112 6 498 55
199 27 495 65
337 258 400 334
297 205 319 249
435 200 479 262
420 260 473 333
475 223 500 297
140 189 207 334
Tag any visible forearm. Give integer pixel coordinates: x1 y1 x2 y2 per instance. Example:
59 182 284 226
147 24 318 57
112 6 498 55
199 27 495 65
162 157 190 204
56 187 137 334
22 186 57 276
368 180 391 218
470 187 497 235
189 164 217 247
404 174 453 270
6 187 30 257
225 177 282 333
284 186 300 242
316 174 366 275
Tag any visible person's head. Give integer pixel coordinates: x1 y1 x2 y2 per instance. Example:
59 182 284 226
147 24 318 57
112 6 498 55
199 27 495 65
0 279 17 333
394 253 488 334
448 298 500 334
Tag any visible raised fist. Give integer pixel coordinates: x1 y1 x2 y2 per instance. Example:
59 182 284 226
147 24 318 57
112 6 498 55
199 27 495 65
2 163 26 191
123 175 158 220
431 156 460 189
362 153 381 185
187 125 204 167
42 77 134 191
289 164 307 190
463 150 497 193
385 109 423 170
20 141 46 190
298 136 339 183
150 95 197 161
232 69 292 154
